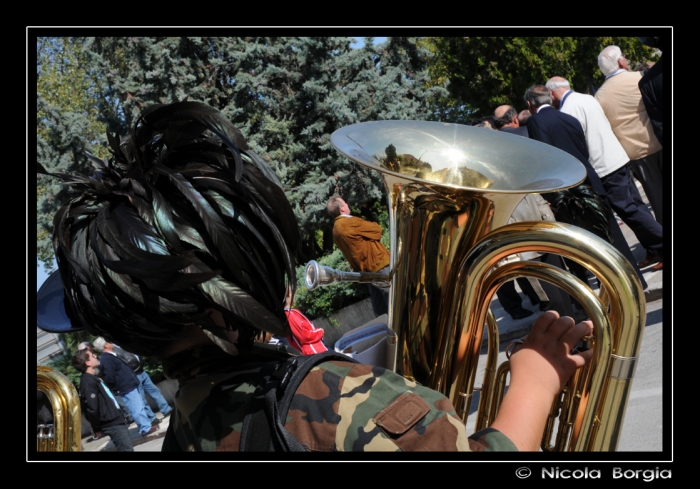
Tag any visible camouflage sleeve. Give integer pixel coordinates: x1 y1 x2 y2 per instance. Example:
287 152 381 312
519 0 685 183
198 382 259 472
468 427 518 451
284 360 472 451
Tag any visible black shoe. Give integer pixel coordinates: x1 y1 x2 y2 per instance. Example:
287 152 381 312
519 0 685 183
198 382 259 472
508 307 534 320
143 425 159 437
638 253 661 268
151 417 162 425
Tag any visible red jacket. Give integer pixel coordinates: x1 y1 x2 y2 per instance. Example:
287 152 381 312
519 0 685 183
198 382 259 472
284 309 328 355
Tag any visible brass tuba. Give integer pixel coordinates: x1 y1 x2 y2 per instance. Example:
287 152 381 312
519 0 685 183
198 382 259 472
36 366 82 452
309 120 645 451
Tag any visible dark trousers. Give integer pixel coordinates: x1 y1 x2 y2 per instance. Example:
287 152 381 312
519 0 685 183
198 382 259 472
601 163 663 257
629 150 663 226
102 423 134 452
368 266 390 317
497 257 575 319
497 278 540 312
538 253 576 318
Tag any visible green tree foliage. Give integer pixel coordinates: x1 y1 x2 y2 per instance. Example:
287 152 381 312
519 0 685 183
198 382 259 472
423 37 656 119
36 36 442 316
37 38 110 269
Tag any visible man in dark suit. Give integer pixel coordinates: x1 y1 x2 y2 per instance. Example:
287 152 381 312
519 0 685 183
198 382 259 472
523 85 647 290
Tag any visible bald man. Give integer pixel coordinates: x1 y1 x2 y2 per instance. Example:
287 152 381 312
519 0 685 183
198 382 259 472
493 105 528 137
546 76 662 271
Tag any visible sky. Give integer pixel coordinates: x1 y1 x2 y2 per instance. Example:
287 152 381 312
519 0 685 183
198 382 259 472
36 36 388 294
351 37 387 48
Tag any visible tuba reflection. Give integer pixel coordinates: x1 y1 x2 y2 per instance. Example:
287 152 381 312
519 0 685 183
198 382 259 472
309 120 645 451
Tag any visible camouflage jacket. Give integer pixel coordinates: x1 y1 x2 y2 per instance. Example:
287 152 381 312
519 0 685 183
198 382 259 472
161 345 517 452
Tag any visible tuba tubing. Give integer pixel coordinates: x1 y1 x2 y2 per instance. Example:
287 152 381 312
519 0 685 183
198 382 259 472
36 366 82 452
448 221 644 451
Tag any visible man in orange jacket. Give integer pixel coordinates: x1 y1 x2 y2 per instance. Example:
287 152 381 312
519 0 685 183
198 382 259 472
327 197 390 316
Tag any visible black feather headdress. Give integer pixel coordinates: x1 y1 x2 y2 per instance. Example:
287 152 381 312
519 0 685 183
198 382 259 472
38 101 300 356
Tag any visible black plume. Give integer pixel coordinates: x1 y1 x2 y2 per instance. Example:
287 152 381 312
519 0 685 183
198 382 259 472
40 100 299 356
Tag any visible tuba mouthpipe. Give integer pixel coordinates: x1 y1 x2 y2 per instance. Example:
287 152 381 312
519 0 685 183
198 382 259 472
304 260 390 291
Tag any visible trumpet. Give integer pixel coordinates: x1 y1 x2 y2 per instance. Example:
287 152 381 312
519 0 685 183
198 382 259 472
308 120 645 451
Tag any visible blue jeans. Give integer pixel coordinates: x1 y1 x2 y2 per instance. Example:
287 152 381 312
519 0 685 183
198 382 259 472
121 387 152 435
136 371 172 417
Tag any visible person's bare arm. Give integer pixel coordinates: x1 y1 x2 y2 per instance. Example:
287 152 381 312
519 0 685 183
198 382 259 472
490 311 593 451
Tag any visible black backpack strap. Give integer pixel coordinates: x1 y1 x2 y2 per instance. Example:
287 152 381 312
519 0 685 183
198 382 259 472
240 351 359 451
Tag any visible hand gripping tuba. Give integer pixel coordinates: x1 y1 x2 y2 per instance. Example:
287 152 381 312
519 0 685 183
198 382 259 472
313 121 645 451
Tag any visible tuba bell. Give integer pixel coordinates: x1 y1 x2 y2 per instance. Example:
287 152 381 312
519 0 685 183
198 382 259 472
307 120 645 451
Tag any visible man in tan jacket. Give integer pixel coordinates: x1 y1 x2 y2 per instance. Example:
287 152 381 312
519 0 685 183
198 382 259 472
596 46 663 270
327 196 390 316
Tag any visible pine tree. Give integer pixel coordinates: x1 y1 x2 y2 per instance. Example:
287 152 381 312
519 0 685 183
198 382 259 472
37 37 109 268
36 36 443 314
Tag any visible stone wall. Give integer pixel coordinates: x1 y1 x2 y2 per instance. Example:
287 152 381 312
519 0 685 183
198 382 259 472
310 299 376 348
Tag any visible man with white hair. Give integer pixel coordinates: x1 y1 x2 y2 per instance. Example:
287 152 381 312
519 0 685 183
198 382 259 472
595 46 663 240
93 336 159 437
547 76 663 272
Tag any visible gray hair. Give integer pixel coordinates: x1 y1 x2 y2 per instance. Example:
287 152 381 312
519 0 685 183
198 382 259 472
598 45 623 76
327 196 344 218
524 85 552 108
545 78 570 92
518 110 531 126
92 336 107 353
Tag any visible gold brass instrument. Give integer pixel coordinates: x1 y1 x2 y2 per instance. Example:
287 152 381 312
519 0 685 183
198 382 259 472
308 120 645 451
36 366 82 452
